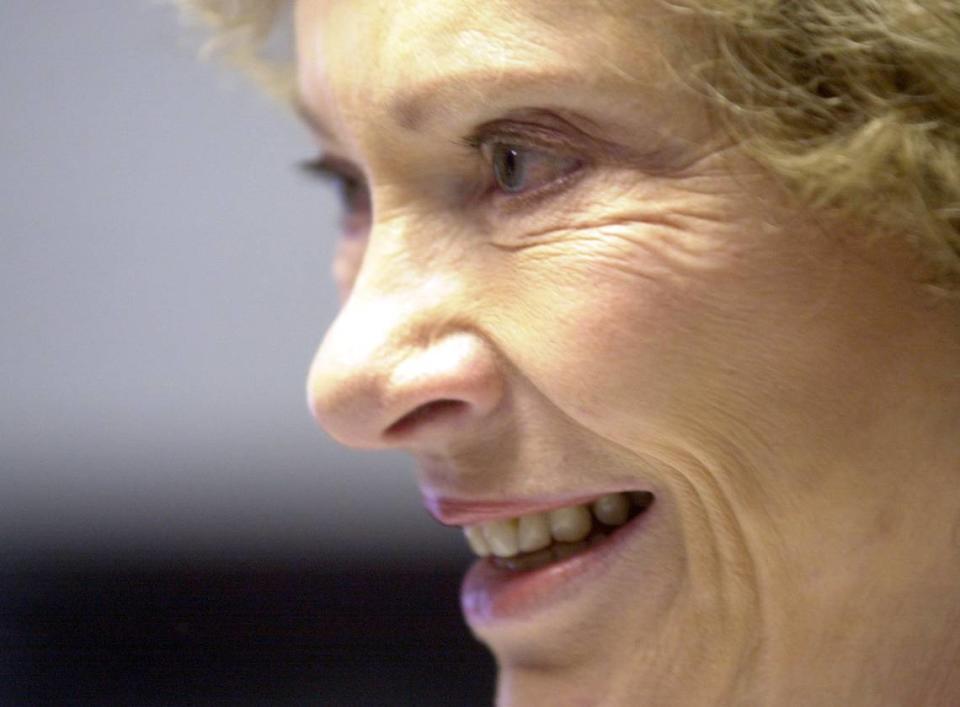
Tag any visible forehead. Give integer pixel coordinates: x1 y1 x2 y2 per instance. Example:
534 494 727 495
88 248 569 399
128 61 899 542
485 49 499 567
294 0 701 147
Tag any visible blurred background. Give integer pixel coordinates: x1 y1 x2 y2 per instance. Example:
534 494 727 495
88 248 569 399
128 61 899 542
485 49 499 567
1 2 493 704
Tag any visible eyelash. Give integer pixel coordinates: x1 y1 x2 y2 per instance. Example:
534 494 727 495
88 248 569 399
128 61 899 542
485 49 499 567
460 126 586 204
300 156 372 237
300 122 586 223
301 156 367 199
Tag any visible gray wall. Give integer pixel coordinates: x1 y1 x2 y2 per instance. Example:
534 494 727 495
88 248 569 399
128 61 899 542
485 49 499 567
1 1 461 564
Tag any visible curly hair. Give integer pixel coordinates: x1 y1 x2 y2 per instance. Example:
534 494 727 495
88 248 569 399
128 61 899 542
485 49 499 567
176 0 960 291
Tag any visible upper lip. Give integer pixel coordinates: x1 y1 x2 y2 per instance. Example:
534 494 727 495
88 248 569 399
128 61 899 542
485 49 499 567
421 487 649 527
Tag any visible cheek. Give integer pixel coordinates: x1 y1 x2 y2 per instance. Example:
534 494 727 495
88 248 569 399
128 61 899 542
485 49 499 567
482 219 774 446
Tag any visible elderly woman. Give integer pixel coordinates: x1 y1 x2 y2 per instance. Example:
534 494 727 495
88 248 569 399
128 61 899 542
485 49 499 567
180 0 960 704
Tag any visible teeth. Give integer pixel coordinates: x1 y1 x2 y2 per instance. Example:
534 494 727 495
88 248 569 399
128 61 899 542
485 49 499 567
517 512 551 553
463 525 490 557
591 493 630 526
482 518 519 557
462 492 654 561
548 505 592 543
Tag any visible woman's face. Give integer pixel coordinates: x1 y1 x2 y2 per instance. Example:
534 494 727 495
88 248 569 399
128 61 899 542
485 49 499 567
297 0 952 703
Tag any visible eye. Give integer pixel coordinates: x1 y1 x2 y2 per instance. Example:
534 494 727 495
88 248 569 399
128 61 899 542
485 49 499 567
482 141 581 196
300 155 371 238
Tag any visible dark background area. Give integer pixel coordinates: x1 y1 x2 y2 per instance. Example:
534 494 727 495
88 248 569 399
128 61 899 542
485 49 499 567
1 2 495 704
1 558 494 706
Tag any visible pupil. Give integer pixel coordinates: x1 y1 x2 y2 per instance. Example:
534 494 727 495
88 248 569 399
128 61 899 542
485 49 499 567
496 146 524 192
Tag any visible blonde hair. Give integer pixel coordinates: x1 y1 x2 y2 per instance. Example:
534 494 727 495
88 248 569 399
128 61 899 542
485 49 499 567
176 0 960 290
176 0 294 100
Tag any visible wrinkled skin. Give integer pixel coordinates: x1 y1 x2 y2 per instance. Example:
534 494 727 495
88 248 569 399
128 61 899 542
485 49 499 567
296 0 960 704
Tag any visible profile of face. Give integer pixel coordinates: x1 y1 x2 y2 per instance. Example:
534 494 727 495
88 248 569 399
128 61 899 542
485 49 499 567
296 0 960 704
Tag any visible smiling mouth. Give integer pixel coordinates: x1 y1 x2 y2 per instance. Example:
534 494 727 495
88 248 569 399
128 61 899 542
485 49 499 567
461 491 655 572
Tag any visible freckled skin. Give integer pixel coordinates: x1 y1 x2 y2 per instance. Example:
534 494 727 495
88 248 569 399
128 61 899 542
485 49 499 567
297 0 960 704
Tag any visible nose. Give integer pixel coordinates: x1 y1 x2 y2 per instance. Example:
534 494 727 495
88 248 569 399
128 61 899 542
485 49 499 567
307 286 504 450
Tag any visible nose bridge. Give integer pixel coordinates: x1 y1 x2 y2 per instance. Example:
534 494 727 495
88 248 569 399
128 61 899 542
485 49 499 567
307 225 503 450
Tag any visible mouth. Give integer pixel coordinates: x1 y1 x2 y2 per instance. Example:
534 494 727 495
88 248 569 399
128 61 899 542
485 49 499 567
437 490 657 624
462 491 654 570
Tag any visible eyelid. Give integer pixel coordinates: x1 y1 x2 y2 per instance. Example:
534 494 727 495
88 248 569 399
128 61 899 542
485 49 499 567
462 122 587 207
464 119 585 158
300 154 373 242
300 153 371 209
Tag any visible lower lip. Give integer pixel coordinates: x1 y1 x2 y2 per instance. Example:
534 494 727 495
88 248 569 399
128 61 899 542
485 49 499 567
460 503 656 625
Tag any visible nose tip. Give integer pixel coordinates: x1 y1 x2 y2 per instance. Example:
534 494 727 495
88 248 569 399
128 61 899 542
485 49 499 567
307 322 504 449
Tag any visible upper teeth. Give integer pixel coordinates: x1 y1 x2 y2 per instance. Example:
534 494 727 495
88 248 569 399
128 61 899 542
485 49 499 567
462 491 649 559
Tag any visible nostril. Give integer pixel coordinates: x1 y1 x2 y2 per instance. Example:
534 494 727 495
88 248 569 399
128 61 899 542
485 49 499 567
310 324 504 449
384 399 468 439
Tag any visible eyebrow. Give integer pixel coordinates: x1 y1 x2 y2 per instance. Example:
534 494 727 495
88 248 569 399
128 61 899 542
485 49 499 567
388 68 588 133
294 67 594 143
